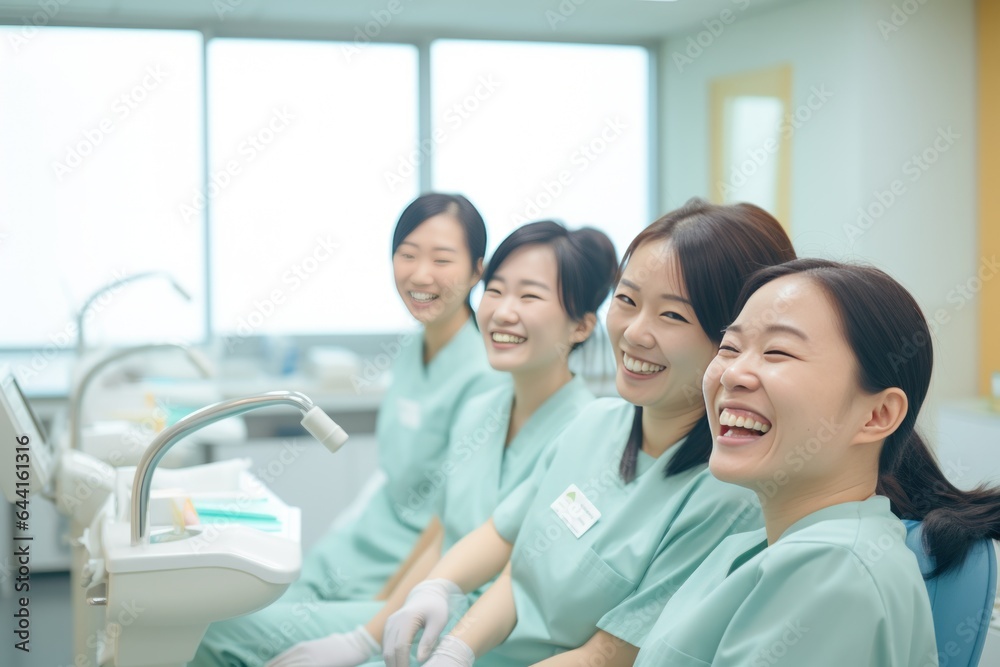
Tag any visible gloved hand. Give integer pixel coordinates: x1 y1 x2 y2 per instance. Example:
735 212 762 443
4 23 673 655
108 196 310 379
263 625 380 667
422 636 476 667
382 578 464 667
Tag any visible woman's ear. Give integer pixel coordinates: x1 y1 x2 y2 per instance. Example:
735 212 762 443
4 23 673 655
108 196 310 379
571 312 598 345
470 258 484 286
852 387 908 446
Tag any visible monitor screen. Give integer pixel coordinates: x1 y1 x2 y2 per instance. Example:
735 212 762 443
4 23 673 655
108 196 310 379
0 366 54 502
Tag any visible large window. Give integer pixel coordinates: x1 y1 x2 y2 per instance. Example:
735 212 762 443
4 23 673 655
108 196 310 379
208 39 419 336
0 27 204 349
1 30 651 353
431 40 650 259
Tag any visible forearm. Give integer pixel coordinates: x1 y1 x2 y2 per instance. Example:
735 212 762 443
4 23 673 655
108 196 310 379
375 517 444 600
530 631 638 667
366 527 444 640
448 563 517 657
428 518 512 592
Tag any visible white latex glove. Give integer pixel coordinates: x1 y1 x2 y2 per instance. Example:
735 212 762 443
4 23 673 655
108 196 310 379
264 625 380 667
422 636 476 667
382 578 463 667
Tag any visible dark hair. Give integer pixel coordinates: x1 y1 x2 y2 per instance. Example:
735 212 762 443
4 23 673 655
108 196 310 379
482 221 617 350
391 193 488 317
735 258 1000 577
618 198 796 482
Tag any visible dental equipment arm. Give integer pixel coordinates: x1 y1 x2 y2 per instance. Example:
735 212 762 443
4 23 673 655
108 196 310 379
130 390 348 545
69 342 213 451
76 270 190 355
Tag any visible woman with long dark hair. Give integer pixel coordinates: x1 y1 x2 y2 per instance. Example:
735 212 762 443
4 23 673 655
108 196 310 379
635 259 1000 666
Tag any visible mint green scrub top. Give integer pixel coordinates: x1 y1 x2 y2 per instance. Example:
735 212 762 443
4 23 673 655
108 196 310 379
295 317 502 601
634 496 938 666
476 398 763 666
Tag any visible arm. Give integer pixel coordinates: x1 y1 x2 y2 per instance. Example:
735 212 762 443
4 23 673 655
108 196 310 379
427 517 513 592
366 523 444 639
447 561 518 657
530 631 638 667
375 517 444 600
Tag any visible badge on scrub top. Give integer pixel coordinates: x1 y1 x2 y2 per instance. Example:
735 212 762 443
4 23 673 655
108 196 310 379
397 398 422 429
550 484 601 538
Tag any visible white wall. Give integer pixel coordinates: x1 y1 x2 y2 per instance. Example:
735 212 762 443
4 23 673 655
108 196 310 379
658 0 978 435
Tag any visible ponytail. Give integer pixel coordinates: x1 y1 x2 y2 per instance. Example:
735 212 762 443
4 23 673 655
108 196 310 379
877 430 1000 578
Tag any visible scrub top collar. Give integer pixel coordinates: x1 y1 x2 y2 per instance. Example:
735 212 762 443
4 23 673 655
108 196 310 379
777 494 892 542
727 495 895 576
506 374 592 454
420 316 481 377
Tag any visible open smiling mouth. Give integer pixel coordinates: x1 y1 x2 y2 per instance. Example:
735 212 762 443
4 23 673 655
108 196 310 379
719 408 772 439
491 332 526 344
409 291 439 304
622 352 666 375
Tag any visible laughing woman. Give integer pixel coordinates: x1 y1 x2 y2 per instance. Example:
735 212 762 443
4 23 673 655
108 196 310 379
635 260 1000 666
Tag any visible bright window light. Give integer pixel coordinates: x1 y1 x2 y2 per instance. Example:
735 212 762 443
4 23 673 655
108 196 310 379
0 27 204 349
208 39 419 337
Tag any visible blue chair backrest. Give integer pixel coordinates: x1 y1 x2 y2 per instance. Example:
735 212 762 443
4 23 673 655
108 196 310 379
903 520 997 667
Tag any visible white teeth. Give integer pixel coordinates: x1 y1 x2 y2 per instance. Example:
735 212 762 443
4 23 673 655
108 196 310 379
410 291 438 302
623 352 665 375
719 409 771 434
492 332 526 344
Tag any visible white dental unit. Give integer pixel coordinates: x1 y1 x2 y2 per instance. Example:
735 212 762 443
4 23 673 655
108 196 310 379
1 366 350 667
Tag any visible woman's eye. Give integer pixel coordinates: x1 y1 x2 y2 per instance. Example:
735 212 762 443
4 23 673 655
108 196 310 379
663 312 689 323
718 344 739 355
434 259 452 265
764 350 794 358
614 293 635 306
522 293 540 300
484 287 501 295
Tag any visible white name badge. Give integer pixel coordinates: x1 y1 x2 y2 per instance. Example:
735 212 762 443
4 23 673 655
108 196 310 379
397 398 422 429
550 484 601 538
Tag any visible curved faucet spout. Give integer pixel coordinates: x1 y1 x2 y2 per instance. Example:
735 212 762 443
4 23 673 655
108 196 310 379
130 391 348 545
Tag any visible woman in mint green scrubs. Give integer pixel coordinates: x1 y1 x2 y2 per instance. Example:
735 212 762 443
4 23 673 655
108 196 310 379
635 260 1000 666
191 193 503 667
381 199 798 667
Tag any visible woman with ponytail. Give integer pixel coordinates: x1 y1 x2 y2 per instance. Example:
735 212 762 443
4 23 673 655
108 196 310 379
636 259 1000 666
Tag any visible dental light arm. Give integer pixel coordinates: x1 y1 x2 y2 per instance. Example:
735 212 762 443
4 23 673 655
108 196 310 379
76 270 191 355
130 391 348 545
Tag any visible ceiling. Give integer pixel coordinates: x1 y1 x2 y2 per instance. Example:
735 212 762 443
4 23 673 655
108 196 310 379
0 0 803 43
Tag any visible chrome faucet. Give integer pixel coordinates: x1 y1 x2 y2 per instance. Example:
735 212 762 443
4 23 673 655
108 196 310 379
130 391 348 545
69 343 213 451
76 271 191 355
